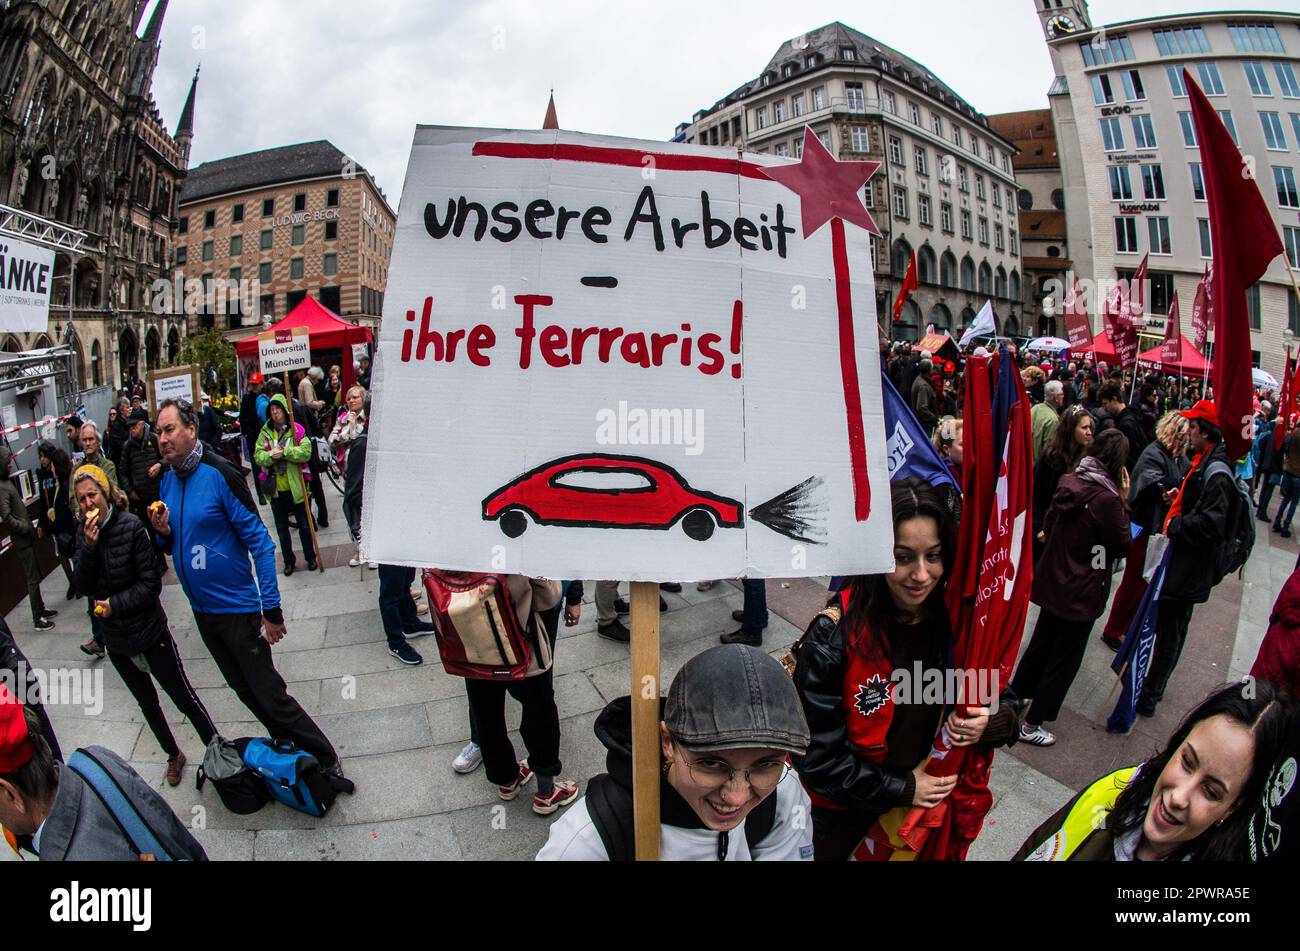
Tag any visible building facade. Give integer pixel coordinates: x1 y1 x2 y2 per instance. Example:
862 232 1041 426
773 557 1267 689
1037 1 1300 376
0 0 197 388
676 21 1025 341
174 140 394 336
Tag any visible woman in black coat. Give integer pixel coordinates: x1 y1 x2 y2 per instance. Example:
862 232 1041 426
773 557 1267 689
37 442 78 600
71 466 217 787
1032 404 1094 565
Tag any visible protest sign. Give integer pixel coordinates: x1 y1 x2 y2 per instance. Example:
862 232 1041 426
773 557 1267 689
146 365 199 413
0 236 55 332
258 326 311 375
364 127 894 581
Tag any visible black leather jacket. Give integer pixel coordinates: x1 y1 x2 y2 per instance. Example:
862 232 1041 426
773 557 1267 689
73 507 168 655
1163 444 1235 604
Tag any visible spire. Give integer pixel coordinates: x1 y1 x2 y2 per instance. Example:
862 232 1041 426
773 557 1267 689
542 90 559 130
177 64 199 136
128 0 168 98
140 0 168 43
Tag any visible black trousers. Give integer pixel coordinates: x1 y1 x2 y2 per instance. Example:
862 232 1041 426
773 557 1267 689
463 668 561 786
109 628 216 757
193 611 337 768
16 545 46 622
1138 598 1195 709
811 805 878 861
1009 608 1096 726
307 452 329 525
269 494 315 567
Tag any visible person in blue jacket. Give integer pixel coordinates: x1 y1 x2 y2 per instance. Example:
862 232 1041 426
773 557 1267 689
148 399 351 790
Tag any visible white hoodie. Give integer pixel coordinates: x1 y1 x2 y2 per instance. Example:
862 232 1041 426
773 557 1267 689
536 771 814 861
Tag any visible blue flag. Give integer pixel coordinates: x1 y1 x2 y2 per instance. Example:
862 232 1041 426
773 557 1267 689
881 370 958 491
1106 549 1169 734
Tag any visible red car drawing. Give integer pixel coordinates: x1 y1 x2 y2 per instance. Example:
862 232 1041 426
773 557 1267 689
482 453 743 541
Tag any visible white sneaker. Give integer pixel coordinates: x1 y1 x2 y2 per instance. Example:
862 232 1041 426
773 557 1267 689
1019 724 1056 747
348 556 361 568
452 741 483 774
368 561 378 570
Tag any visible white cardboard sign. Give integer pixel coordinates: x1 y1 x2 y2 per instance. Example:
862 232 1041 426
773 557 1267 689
258 326 311 375
364 127 894 581
0 236 56 333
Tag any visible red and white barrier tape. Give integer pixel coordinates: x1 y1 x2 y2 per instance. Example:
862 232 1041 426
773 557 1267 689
1 413 71 437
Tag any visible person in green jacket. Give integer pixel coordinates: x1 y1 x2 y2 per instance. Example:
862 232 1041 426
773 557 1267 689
254 394 316 575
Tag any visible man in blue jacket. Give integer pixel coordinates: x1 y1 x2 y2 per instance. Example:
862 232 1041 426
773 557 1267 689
149 399 349 787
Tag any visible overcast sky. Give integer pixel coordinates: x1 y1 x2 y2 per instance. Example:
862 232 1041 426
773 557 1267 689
148 0 1284 209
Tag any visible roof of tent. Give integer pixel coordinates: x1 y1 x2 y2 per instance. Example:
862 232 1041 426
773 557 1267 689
1137 337 1212 379
1064 327 1118 362
235 296 373 356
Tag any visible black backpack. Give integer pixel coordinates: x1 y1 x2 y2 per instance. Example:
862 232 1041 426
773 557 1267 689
584 773 778 861
1204 459 1255 584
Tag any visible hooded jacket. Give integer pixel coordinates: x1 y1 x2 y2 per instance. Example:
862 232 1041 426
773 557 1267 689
0 446 35 550
1163 443 1235 604
253 394 312 504
1251 567 1300 699
1032 470 1132 622
73 505 167 656
536 697 813 861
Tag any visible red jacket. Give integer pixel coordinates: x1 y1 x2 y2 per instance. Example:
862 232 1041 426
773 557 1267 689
1251 568 1300 699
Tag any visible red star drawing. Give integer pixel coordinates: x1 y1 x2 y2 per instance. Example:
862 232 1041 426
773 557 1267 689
759 126 882 238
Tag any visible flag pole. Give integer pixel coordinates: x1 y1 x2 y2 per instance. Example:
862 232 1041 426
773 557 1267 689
283 370 324 572
629 581 661 861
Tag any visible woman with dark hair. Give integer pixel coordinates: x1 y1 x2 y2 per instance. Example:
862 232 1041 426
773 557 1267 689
1015 681 1290 860
792 478 1026 860
36 441 78 600
1011 429 1132 747
1033 403 1094 565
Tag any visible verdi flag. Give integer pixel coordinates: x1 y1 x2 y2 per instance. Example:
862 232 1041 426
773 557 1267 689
1191 264 1211 352
1186 68 1284 460
1063 277 1093 353
1107 549 1168 735
1106 285 1138 370
1278 348 1295 452
1128 252 1150 322
894 249 918 322
1160 291 1182 366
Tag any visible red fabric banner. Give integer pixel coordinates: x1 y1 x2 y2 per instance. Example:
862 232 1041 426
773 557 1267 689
1160 291 1182 365
1063 277 1093 352
1191 264 1211 352
894 250 918 322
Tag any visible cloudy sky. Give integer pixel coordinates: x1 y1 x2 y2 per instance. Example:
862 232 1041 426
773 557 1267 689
148 0 1270 208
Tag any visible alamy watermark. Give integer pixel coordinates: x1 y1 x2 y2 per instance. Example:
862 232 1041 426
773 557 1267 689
0 663 103 716
595 400 704 456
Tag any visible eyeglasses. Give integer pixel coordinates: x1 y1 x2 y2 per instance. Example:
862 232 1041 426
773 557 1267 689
671 742 788 793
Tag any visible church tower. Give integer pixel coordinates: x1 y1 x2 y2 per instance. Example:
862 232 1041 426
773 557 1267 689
1034 0 1092 42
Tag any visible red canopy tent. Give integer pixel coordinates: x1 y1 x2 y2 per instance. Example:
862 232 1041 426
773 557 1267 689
1064 327 1118 364
236 296 373 391
1137 336 1212 379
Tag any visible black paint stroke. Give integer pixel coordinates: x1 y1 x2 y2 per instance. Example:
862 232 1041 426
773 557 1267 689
580 276 619 288
748 475 829 545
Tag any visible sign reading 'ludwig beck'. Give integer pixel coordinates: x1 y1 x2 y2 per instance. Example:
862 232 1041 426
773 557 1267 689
257 326 311 374
363 126 895 581
0 235 56 333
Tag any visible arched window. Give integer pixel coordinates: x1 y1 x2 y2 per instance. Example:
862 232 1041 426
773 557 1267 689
917 245 937 284
928 302 952 331
1010 269 1022 301
892 238 913 279
995 265 1008 299
23 73 53 131
91 339 102 387
2 50 26 111
959 305 976 330
940 251 957 288
978 262 993 296
895 300 922 341
1004 315 1021 337
960 255 976 292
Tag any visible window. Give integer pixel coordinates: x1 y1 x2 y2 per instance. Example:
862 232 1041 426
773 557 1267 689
1247 284 1261 329
1100 116 1125 151
262 198 274 217
793 136 803 158
1292 284 1300 334
1109 165 1133 200
864 181 875 207
232 203 244 224
774 142 789 158
1190 162 1206 200
1277 167 1299 207
1277 63 1300 99
1148 217 1172 254
975 174 985 201
201 239 213 262
258 261 271 284
792 93 805 117
289 257 304 280
932 114 943 137
940 201 953 233
840 45 856 62
1293 115 1300 150
995 224 1005 252
1001 153 1010 173
1131 114 1157 149
1153 26 1211 57
293 193 307 212
805 53 817 68
755 106 767 130
1219 110 1238 144
1179 111 1198 147
978 217 989 245
961 256 976 290
812 87 826 110
893 186 909 220
888 135 903 164
877 88 892 114
1115 217 1139 253
1121 69 1146 101
204 209 215 228
1167 65 1187 97
992 185 1001 209
174 246 186 267
323 253 338 276
986 142 994 163
1079 33 1134 66
952 125 963 149
958 164 969 192
970 135 980 157
1091 74 1115 105
1228 22 1285 54
845 126 866 152
260 228 273 251
1262 112 1288 150
919 194 932 227
847 83 867 112
960 209 972 241
1245 61 1273 96
1199 218 1213 257
1287 226 1300 268
909 102 921 126
1141 163 1165 200
1195 62 1224 96
773 100 786 123
1010 229 1018 255
291 224 305 246
327 188 339 207
178 216 189 234
817 131 830 150
914 144 928 175
229 234 242 256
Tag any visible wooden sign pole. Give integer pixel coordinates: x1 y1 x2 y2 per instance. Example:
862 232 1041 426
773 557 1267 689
282 371 324 572
629 581 661 861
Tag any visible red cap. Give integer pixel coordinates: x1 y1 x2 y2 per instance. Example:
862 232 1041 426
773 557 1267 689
249 372 264 385
0 682 34 773
1181 399 1219 428
944 360 956 375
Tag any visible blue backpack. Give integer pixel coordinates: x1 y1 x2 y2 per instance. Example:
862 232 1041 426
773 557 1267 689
241 739 345 818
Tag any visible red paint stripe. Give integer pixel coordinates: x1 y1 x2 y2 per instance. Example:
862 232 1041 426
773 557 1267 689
831 218 871 522
473 141 771 180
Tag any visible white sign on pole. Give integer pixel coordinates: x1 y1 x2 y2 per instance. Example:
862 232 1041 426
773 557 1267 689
148 365 199 411
363 127 894 581
258 326 311 374
0 236 56 332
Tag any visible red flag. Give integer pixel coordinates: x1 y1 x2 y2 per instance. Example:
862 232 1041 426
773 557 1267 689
1191 264 1211 352
1278 349 1295 452
894 250 918 322
1186 69 1284 459
1160 291 1182 365
1128 252 1150 322
1063 277 1093 353
1106 285 1139 370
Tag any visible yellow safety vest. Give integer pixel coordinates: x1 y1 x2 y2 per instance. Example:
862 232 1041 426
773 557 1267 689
1022 766 1139 862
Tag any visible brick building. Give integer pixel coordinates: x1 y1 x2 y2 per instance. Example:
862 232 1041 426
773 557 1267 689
173 140 394 336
